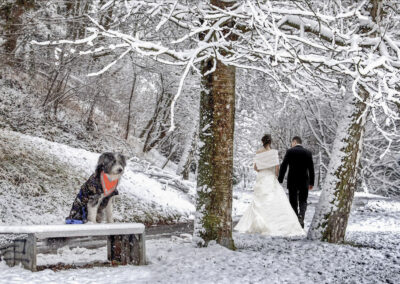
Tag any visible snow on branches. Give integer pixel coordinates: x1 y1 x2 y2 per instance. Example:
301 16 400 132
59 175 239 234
32 0 400 140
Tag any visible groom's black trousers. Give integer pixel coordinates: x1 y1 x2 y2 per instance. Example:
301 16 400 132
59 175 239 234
288 187 308 218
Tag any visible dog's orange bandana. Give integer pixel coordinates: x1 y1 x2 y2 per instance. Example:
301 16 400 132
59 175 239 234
101 172 119 196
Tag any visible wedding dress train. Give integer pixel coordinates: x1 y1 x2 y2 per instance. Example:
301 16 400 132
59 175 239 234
234 150 305 237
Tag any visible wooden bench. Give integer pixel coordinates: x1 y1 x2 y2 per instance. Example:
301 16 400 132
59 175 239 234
0 223 146 271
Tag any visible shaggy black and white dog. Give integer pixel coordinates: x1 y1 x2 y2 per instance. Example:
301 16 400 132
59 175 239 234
66 152 126 224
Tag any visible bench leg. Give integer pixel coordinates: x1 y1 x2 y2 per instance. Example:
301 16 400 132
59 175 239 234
107 235 124 264
0 243 16 267
107 234 146 265
138 232 146 265
13 234 37 271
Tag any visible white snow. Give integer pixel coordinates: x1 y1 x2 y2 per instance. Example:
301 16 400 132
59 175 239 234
0 223 145 238
0 130 399 283
1 191 400 283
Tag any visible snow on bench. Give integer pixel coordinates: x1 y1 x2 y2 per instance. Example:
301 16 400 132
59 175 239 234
0 223 146 271
0 223 145 238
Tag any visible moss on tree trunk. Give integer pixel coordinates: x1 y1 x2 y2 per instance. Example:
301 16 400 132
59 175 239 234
194 57 236 250
193 0 237 250
308 88 368 243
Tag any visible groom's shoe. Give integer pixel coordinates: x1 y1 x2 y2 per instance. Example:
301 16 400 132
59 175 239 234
298 216 304 228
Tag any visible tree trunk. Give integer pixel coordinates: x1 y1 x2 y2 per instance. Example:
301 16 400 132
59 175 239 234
141 74 173 153
308 0 383 244
182 130 198 180
176 123 197 177
125 75 137 140
308 88 368 242
193 0 237 250
161 144 178 169
86 92 99 131
99 0 115 29
182 146 195 180
143 97 171 152
0 0 34 66
193 57 236 249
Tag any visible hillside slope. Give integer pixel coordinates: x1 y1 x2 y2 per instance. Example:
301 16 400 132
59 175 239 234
0 71 252 228
0 129 195 225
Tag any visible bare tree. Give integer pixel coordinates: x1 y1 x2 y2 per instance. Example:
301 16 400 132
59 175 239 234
0 0 35 66
140 73 174 153
125 71 137 140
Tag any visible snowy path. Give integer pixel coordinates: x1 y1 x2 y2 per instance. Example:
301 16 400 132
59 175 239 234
1 232 398 284
1 192 399 283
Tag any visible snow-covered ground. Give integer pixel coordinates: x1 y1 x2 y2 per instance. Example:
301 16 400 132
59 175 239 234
1 190 399 283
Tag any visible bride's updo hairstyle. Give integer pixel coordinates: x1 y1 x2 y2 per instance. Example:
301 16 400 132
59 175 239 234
261 134 272 148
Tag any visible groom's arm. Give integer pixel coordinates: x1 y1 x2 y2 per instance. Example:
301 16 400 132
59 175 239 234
307 151 315 188
278 151 289 183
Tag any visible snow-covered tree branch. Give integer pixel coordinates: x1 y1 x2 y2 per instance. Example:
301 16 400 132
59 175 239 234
31 0 400 244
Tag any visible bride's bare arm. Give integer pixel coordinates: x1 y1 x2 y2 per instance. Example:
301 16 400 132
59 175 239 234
254 163 259 172
275 165 279 177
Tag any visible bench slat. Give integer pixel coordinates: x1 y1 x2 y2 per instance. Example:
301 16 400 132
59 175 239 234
0 223 145 239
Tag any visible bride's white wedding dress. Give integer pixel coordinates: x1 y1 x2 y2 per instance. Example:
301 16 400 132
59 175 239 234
235 150 305 237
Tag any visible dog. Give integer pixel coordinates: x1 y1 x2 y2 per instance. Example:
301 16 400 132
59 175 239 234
66 152 126 224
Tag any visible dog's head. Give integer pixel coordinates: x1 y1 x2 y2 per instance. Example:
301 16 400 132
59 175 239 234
96 152 126 177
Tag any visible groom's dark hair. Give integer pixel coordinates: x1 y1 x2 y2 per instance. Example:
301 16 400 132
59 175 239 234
292 136 302 144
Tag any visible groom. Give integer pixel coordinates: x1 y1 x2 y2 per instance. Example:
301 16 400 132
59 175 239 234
278 136 314 228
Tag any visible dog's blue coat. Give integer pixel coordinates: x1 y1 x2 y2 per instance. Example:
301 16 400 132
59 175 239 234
66 172 118 223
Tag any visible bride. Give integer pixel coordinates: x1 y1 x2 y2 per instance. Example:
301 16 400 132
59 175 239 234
234 134 305 237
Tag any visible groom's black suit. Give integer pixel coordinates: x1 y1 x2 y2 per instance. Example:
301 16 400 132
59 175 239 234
278 145 315 220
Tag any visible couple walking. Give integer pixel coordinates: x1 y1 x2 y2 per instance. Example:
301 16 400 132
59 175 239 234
235 135 315 237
